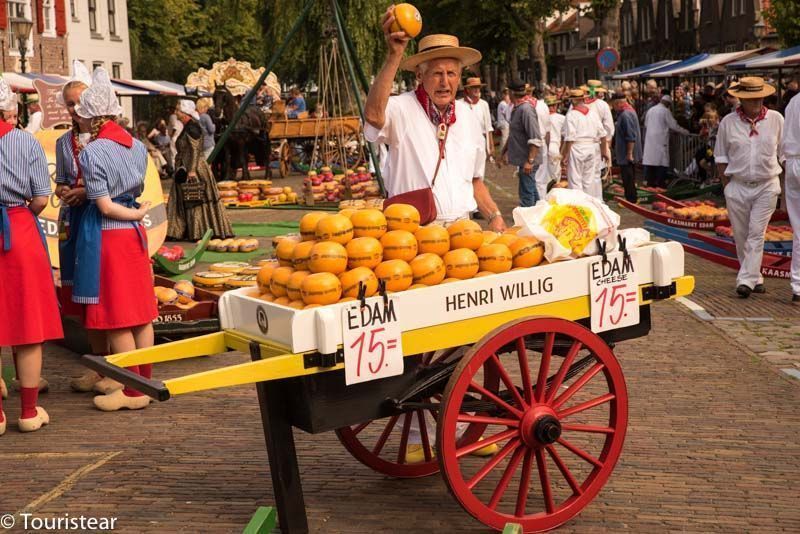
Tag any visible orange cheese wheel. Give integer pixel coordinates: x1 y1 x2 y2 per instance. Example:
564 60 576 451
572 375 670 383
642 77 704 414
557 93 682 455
300 272 342 305
408 283 427 290
258 293 276 302
491 234 518 248
505 226 522 235
390 3 422 38
299 212 328 241
307 241 348 274
291 240 316 271
269 266 294 297
345 237 383 269
448 219 484 250
383 203 420 233
339 267 379 298
440 278 460 284
410 253 446 286
380 230 418 262
315 214 354 244
304 303 322 309
339 297 357 303
288 300 305 309
350 209 388 238
286 270 311 301
474 271 495 278
509 237 545 268
273 296 292 306
483 231 500 245
338 208 357 219
275 239 297 267
415 225 450 256
374 259 413 292
477 243 513 273
443 248 480 279
257 263 277 293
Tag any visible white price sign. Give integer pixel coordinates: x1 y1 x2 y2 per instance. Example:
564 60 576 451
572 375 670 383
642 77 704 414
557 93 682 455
342 296 404 385
589 251 639 333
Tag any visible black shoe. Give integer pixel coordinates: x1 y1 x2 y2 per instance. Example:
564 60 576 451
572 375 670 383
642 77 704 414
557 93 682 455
792 294 800 303
752 284 766 294
736 285 752 298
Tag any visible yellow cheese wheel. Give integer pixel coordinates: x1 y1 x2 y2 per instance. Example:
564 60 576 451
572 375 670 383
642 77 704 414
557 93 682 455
443 248 480 279
440 278 460 284
209 261 250 273
155 287 178 305
491 234 518 248
273 296 292 306
345 237 383 269
383 203 420 233
410 253 446 286
408 283 427 290
415 224 450 256
300 272 342 305
307 241 348 274
483 230 500 245
315 214 354 245
390 3 422 38
269 266 294 297
448 219 484 251
192 271 232 289
304 303 322 309
374 259 413 292
350 209 388 238
225 275 259 289
288 300 305 309
299 212 328 241
477 244 513 273
173 280 195 304
286 270 311 301
339 267 379 298
291 240 316 271
258 293 276 302
380 230 418 262
474 271 495 278
275 239 297 267
257 263 278 293
509 237 545 268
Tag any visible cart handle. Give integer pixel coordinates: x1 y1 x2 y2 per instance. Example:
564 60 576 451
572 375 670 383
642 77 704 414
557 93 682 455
81 354 171 402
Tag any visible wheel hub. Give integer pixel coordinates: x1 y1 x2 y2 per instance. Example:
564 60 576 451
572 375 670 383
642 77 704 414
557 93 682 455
519 405 561 448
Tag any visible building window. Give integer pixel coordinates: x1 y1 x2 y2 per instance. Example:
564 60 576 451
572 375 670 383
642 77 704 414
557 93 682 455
69 0 77 19
582 67 588 83
7 0 34 53
112 63 121 78
93 61 103 70
740 0 746 15
573 68 579 86
664 2 670 39
42 0 55 35
108 0 116 35
88 0 97 32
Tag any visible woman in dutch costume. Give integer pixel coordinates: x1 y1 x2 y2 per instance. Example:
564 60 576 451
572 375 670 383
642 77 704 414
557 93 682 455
71 68 157 412
54 60 117 395
0 79 63 435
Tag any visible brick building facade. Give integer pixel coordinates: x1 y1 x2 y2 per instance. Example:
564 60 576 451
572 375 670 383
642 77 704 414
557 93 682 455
0 0 68 74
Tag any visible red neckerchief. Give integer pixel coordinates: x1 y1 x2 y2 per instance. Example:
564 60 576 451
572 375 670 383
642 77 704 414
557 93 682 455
620 103 636 113
94 120 133 148
572 105 590 116
464 94 480 106
585 97 597 105
736 106 768 137
0 121 13 138
71 131 85 187
415 85 456 160
516 95 538 110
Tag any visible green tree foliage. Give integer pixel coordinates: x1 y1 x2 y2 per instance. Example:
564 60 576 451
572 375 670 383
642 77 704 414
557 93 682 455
765 0 800 47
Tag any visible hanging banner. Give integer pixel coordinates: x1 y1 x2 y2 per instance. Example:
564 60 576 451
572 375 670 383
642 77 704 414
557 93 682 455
34 129 168 268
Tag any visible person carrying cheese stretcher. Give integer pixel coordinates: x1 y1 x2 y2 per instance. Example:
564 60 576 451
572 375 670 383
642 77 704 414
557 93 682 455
561 88 610 199
365 6 508 462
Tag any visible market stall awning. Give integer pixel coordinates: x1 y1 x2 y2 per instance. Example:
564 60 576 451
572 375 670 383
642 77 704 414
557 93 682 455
1 72 152 96
612 60 680 79
727 45 800 69
648 50 764 77
116 79 212 97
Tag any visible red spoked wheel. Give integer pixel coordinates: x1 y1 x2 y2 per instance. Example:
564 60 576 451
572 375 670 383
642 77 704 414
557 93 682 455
336 349 499 478
437 317 628 532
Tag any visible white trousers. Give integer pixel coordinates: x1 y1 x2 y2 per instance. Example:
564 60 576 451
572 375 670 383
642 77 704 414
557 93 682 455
498 124 510 154
567 143 602 200
534 150 550 202
724 177 781 289
547 144 562 183
785 159 800 294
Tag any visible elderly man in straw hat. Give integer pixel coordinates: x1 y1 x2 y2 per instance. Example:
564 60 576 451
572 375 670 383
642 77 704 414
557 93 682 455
561 88 608 199
364 8 506 232
782 87 800 302
715 77 784 298
459 76 495 162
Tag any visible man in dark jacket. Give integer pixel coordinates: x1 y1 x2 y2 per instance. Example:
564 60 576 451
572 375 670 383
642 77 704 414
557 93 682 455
501 79 543 206
610 92 642 203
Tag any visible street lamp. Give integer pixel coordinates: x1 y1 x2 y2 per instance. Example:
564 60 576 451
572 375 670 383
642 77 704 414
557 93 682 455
10 16 33 124
753 20 767 48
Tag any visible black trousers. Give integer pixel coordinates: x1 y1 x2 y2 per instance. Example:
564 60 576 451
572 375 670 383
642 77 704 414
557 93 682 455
620 163 638 203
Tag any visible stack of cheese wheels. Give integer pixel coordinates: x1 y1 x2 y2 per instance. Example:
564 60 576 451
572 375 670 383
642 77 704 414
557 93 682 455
218 181 238 202
246 204 546 307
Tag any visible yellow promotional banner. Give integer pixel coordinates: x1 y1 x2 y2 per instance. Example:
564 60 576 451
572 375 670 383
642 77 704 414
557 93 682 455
34 129 168 268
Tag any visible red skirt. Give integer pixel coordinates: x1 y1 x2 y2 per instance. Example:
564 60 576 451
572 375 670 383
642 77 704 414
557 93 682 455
0 207 64 345
59 285 85 318
84 227 158 330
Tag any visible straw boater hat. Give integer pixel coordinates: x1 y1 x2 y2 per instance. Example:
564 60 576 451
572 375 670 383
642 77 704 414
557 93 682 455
75 67 123 119
400 34 481 71
463 77 486 88
567 88 586 99
0 78 18 112
545 95 559 106
586 79 608 93
727 76 775 99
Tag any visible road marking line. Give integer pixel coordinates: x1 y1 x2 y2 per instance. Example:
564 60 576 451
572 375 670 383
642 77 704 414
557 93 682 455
675 296 714 321
0 452 110 460
483 176 517 201
15 451 122 515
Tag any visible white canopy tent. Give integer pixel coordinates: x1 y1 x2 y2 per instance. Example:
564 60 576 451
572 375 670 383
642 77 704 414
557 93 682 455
727 45 800 70
648 50 764 77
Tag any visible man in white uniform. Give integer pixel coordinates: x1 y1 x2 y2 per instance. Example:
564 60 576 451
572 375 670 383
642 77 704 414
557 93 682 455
496 88 512 152
545 95 565 183
714 77 784 298
584 81 614 184
643 95 689 188
781 91 800 302
561 88 608 199
459 77 495 161
529 86 551 201
24 95 43 134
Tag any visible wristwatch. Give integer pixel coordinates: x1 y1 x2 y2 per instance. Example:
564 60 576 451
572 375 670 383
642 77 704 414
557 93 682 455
489 210 502 221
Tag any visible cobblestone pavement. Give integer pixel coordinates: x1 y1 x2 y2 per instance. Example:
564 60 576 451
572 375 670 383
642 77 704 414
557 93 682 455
1 166 798 533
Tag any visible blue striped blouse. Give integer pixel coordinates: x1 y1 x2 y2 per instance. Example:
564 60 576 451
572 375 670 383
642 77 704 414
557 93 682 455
0 129 51 207
79 138 148 230
55 131 79 186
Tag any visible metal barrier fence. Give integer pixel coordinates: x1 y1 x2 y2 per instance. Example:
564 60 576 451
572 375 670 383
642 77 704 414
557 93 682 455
669 132 716 181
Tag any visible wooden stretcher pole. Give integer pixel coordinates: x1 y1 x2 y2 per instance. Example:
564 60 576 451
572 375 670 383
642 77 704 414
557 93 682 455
206 0 315 164
331 0 387 196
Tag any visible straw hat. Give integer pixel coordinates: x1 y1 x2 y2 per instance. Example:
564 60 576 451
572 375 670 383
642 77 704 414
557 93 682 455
545 95 559 106
463 77 485 88
727 77 775 99
400 34 481 71
567 88 586 99
586 79 608 93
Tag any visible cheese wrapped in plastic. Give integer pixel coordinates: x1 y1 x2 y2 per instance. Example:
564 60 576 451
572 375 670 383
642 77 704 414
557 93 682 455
512 189 620 262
